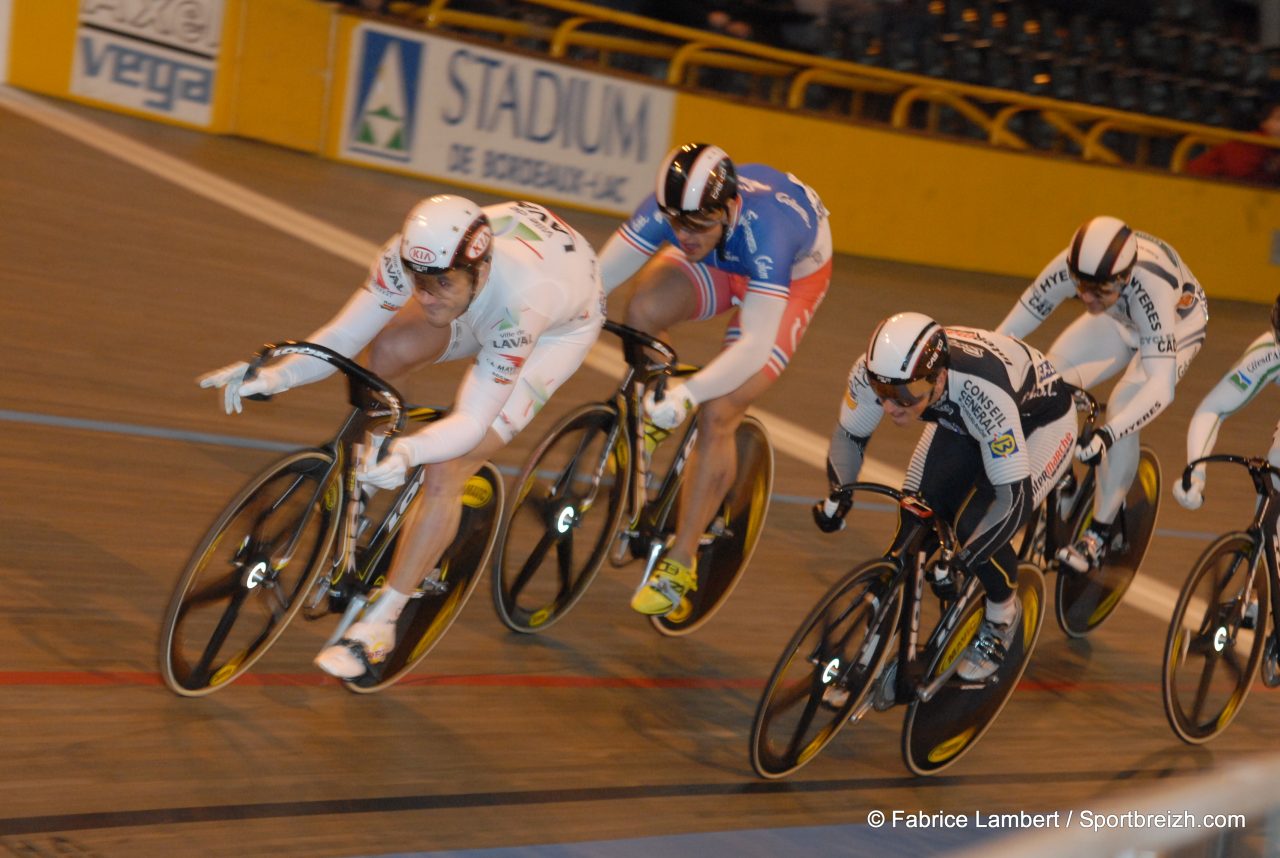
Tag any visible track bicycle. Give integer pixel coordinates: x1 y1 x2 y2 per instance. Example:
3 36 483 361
492 320 774 637
1162 454 1280 743
1016 388 1162 638
160 341 503 697
750 481 1045 778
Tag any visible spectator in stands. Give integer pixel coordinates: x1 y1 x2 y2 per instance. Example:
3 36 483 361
1186 102 1280 184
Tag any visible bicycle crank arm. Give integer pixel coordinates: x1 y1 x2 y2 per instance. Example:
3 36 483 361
323 593 369 648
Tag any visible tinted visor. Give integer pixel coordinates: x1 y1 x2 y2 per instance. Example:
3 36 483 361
1070 264 1131 295
869 375 935 407
660 206 725 233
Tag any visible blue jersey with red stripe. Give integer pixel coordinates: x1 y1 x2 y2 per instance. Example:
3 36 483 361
616 164 826 299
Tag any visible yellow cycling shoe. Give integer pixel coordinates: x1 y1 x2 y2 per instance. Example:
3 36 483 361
630 555 697 616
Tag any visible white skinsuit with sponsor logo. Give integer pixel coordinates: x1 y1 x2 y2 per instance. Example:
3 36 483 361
1177 328 1280 509
249 199 604 459
996 231 1208 530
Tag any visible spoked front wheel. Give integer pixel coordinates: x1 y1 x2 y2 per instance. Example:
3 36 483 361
1162 532 1268 744
1056 447 1161 638
653 416 774 636
346 463 505 692
902 562 1045 776
749 560 901 779
160 449 341 697
492 404 628 633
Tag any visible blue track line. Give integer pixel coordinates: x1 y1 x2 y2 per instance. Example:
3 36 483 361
1 408 1219 540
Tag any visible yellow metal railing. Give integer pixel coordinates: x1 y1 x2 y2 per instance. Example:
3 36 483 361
380 0 1280 176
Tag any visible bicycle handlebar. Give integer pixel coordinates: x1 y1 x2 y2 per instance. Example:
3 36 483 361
248 341 407 455
1184 454 1280 494
835 480 958 553
604 320 679 374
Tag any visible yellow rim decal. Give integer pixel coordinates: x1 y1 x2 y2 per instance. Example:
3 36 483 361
1171 629 1183 669
939 611 983 673
927 726 977 763
529 607 551 627
1088 586 1126 625
1022 586 1040 640
324 480 340 511
462 475 494 509
210 654 244 686
1139 461 1159 503
1218 688 1243 727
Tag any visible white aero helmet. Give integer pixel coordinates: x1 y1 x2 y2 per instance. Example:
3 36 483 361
399 194 493 276
1067 215 1137 286
865 312 949 406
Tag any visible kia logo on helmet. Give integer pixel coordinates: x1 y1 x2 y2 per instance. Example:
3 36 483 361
467 226 492 261
408 246 437 264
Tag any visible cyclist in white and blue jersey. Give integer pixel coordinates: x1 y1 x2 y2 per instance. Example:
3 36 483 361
596 143 833 617
996 216 1209 573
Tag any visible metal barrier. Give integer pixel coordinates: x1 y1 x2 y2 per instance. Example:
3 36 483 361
382 0 1280 176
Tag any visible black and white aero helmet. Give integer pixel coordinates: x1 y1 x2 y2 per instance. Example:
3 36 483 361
865 312 949 406
655 143 738 223
1067 216 1137 286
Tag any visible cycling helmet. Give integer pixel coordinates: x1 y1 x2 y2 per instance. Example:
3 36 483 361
399 195 493 278
655 143 738 230
1067 216 1137 288
865 312 949 406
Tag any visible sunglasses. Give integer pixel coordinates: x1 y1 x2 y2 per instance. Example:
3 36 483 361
869 375 936 407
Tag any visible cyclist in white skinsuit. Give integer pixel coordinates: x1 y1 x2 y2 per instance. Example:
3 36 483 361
198 195 604 679
996 216 1208 573
1174 294 1280 510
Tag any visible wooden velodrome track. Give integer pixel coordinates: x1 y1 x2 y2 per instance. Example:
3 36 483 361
2 87 1278 857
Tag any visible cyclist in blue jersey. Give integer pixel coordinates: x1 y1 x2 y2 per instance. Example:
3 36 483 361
596 142 833 616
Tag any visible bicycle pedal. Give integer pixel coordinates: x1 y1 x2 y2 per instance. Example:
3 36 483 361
413 570 449 598
871 661 898 712
699 518 733 546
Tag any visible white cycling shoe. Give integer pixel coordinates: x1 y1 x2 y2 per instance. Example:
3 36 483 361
314 620 395 680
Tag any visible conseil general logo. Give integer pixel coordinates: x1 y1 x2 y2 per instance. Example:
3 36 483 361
348 28 423 163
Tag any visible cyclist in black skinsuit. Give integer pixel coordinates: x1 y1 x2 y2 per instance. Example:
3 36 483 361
814 312 1076 680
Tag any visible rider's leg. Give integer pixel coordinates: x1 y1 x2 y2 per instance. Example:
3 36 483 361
1045 311 1133 391
364 300 464 379
666 370 776 566
620 250 704 338
313 429 505 679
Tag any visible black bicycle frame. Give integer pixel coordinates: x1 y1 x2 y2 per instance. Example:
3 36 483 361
1184 455 1280 642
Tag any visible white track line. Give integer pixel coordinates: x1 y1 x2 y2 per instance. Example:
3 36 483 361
1 84 1175 623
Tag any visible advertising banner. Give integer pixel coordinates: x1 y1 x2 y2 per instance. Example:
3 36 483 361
340 22 674 215
71 0 225 126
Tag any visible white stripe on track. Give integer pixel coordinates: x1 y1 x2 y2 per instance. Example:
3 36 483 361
1 85 1178 624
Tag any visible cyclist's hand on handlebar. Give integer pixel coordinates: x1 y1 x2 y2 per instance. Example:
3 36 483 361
812 489 853 533
1075 426 1113 466
644 381 697 431
1173 469 1205 510
359 440 413 491
197 361 288 414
